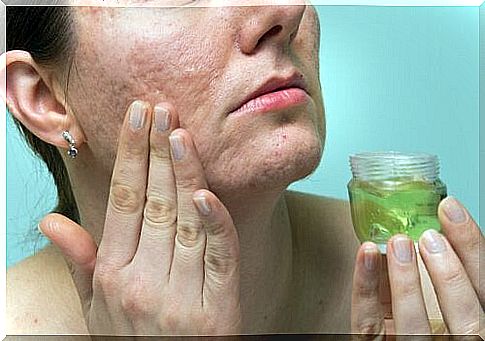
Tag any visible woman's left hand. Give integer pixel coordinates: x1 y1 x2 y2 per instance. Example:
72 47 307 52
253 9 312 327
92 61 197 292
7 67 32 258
351 196 485 338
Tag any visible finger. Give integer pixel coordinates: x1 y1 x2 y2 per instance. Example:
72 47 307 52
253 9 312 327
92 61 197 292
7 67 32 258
351 242 386 338
169 129 208 305
387 235 431 336
39 213 97 314
379 257 396 335
194 190 240 317
39 213 97 275
98 100 151 268
438 196 485 306
419 229 484 335
379 257 393 320
132 103 179 282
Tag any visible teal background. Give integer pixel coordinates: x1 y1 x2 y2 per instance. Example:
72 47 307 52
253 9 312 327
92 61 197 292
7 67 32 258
480 2 484 247
6 6 481 267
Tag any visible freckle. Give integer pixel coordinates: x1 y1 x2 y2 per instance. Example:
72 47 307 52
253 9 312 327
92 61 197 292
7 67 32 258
283 134 287 140
34 318 38 323
318 299 323 305
264 315 268 320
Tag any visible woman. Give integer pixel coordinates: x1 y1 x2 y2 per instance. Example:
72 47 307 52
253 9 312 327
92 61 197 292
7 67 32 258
3 1 484 337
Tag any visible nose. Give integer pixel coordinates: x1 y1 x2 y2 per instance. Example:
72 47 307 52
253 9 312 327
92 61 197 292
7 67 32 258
236 3 307 55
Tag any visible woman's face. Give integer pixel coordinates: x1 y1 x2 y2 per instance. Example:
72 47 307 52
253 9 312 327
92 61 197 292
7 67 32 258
68 1 325 197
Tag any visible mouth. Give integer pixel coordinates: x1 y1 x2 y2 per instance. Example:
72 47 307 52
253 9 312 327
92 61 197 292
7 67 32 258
228 73 311 117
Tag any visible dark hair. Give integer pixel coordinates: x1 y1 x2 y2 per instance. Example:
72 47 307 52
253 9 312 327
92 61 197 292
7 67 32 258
6 5 80 228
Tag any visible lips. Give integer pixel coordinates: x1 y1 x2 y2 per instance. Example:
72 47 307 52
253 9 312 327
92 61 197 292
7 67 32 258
228 73 310 116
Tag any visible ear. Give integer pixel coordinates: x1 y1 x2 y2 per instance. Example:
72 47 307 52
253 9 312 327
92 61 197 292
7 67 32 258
0 50 86 149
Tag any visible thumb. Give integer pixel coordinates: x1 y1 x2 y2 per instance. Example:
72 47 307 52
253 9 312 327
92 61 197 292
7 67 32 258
38 213 97 313
39 213 97 274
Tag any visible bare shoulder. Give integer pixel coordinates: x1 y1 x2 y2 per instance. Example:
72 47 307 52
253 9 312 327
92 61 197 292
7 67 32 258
7 244 88 335
284 190 360 333
283 191 447 334
284 189 360 253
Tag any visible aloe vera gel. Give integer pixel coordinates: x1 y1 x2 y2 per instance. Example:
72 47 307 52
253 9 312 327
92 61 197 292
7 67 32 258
348 152 447 253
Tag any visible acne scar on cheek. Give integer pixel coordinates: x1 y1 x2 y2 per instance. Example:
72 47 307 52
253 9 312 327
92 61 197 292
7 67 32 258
125 31 220 109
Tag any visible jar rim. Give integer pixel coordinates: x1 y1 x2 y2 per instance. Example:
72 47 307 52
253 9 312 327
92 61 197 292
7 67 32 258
350 151 437 161
349 151 440 181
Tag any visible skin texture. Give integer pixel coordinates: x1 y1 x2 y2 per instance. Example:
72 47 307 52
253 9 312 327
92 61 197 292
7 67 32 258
351 198 485 338
1 1 328 334
3 1 484 337
68 3 325 200
56 3 325 333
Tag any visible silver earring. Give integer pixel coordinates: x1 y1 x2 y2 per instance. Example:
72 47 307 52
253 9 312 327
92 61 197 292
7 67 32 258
62 131 78 159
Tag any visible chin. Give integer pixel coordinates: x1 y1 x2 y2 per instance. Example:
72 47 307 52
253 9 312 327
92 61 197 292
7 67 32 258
207 124 325 198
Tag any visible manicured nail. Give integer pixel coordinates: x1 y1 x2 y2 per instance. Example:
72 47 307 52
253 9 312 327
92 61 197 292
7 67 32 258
392 236 413 263
129 101 146 130
442 197 467 224
194 195 211 216
154 106 171 132
169 133 185 161
421 230 446 254
363 246 378 271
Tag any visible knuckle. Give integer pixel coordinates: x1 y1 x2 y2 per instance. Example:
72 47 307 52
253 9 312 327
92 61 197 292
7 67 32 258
149 139 170 160
176 176 200 191
159 314 180 331
357 281 379 300
177 221 203 247
121 276 156 317
123 137 147 160
355 319 384 338
464 230 481 252
205 250 238 275
109 182 143 214
396 281 422 299
205 221 227 236
159 307 194 331
144 195 176 229
451 225 481 252
441 266 466 288
93 267 118 295
200 315 219 335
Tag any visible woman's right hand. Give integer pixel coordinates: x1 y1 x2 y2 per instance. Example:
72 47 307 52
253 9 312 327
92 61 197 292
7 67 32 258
38 100 242 336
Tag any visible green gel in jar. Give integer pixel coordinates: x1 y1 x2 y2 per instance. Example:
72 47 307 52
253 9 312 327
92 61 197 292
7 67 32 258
347 152 447 253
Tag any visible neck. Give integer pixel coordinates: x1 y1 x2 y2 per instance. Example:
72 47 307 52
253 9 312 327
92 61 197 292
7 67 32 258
218 190 294 333
68 161 295 334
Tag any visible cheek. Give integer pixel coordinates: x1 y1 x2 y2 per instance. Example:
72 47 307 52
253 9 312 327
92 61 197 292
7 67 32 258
69 25 225 170
296 8 325 140
127 32 222 121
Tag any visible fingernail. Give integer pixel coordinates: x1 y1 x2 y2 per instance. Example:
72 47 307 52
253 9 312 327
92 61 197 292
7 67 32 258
154 106 171 132
442 197 467 224
37 223 44 235
169 133 185 160
392 236 413 263
422 230 446 254
194 195 211 216
363 246 378 271
129 101 147 130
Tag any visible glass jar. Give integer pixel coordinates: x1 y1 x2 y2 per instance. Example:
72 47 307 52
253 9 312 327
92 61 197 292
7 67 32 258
348 152 447 253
